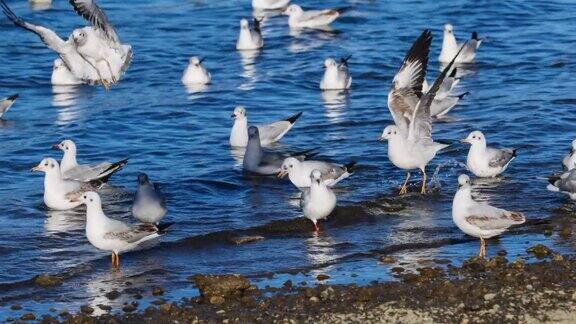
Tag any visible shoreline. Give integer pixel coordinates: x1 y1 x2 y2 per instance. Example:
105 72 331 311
19 244 576 323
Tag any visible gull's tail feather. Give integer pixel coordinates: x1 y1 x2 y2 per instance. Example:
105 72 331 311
6 94 18 101
471 32 480 41
284 111 303 124
156 222 174 234
335 6 352 14
339 55 352 67
344 161 357 173
98 158 129 183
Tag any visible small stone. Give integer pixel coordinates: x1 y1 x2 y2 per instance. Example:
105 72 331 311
320 287 335 301
379 255 397 264
98 304 112 311
159 304 172 314
209 296 225 305
80 305 94 314
151 299 166 305
526 284 533 290
105 290 121 300
216 310 226 315
571 291 576 301
152 286 164 296
282 280 293 289
560 227 572 238
527 244 553 258
484 293 496 301
357 288 373 302
20 313 36 321
34 274 62 287
122 304 136 313
309 296 319 303
553 253 564 262
10 305 22 311
316 274 330 281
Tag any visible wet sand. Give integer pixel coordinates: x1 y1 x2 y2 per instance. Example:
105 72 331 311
20 243 576 323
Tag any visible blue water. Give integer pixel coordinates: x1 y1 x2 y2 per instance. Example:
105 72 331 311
0 0 576 318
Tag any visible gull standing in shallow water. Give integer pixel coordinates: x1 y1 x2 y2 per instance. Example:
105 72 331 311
0 94 18 119
380 29 461 195
562 139 576 171
320 56 352 90
53 139 128 183
31 158 88 210
252 0 290 10
284 4 346 29
182 57 211 85
547 169 576 200
236 18 263 51
279 157 356 188
301 170 337 232
439 24 482 64
453 175 525 258
462 131 517 178
230 106 303 147
132 173 167 224
243 126 317 175
72 192 173 269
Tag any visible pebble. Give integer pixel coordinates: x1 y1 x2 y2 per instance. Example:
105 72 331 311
20 313 36 321
152 286 164 296
309 297 319 303
484 293 496 301
105 290 121 300
80 305 94 314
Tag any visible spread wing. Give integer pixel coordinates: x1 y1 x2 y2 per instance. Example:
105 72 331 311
388 30 431 132
0 0 66 52
69 0 119 44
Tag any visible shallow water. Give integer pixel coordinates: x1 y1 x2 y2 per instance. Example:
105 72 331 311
0 0 576 318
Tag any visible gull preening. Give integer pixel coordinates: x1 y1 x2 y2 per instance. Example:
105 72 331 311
548 169 576 200
0 94 18 119
182 57 211 85
461 131 517 178
230 106 303 147
132 173 167 224
52 58 82 85
252 0 290 10
278 157 356 188
53 139 128 183
237 18 263 51
381 29 461 194
423 68 469 117
31 158 88 210
300 170 337 232
320 56 352 90
243 126 317 175
0 0 132 88
284 4 345 29
562 139 576 171
452 174 525 258
439 24 482 64
72 191 172 269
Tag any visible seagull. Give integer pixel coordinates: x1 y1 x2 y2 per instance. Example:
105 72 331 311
52 58 82 85
381 29 461 195
237 18 263 51
182 57 211 85
71 191 172 269
422 68 469 117
132 173 167 224
0 94 18 119
230 106 303 147
278 157 356 188
547 169 576 200
453 174 525 258
320 56 352 90
31 158 88 210
52 139 128 183
439 24 482 64
284 4 345 28
252 0 290 10
461 131 517 178
300 170 337 232
0 0 131 87
562 139 576 171
243 126 317 175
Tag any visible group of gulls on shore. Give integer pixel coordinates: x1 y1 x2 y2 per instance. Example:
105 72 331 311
0 0 573 266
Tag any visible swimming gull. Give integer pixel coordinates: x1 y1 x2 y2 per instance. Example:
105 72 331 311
320 56 352 90
461 131 517 178
453 174 525 258
0 94 18 119
252 0 290 10
562 139 576 171
547 169 576 200
278 157 356 188
439 24 482 64
132 173 167 224
300 170 337 232
237 18 263 51
230 106 303 147
72 191 173 269
182 56 211 85
284 4 346 28
53 139 128 183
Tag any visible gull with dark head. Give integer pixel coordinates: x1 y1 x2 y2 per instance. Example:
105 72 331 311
462 131 517 178
453 174 525 258
279 157 356 189
300 170 337 232
182 57 211 85
548 169 576 200
237 18 264 50
284 4 346 29
439 24 482 64
230 106 302 147
0 94 18 119
132 173 167 225
53 139 128 183
320 56 352 90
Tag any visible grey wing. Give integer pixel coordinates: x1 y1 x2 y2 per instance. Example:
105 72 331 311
258 121 292 143
62 162 112 182
388 30 431 131
465 207 525 231
487 148 516 168
0 1 66 52
104 223 158 244
69 0 119 44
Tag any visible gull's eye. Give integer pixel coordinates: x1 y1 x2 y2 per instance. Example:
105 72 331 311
44 163 48 167
90 199 93 202
65 146 68 150
387 131 391 135
290 164 293 168
394 131 397 135
83 195 87 199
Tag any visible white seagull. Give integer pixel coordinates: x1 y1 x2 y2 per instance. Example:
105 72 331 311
31 158 87 210
381 29 461 195
52 58 82 85
461 131 517 178
320 56 352 90
230 106 303 147
278 157 356 188
422 68 469 117
0 94 18 119
300 170 337 232
284 4 346 29
453 174 525 258
237 18 263 51
562 139 576 171
182 57 211 85
548 169 576 200
53 139 128 183
252 0 290 10
72 191 172 269
439 24 482 64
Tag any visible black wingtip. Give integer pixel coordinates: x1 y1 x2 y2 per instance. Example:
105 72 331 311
6 94 18 101
512 148 518 158
340 55 352 66
99 158 129 183
336 6 352 14
401 29 433 96
457 91 470 99
548 174 560 186
285 111 303 124
344 161 357 173
471 32 479 40
449 68 457 78
156 222 174 234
